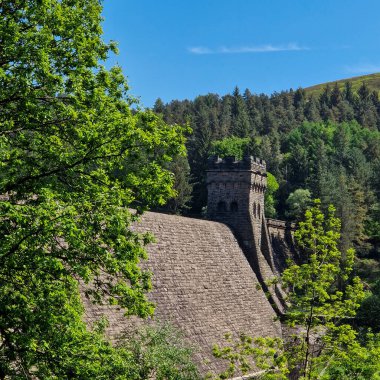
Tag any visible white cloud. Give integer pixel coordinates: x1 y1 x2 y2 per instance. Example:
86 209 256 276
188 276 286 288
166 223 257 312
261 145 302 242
188 43 308 55
187 46 213 54
345 63 380 74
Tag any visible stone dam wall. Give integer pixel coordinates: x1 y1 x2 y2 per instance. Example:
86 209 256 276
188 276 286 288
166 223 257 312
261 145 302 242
82 212 282 375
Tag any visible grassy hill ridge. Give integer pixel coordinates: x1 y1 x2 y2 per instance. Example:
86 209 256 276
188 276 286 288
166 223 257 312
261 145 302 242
304 73 380 96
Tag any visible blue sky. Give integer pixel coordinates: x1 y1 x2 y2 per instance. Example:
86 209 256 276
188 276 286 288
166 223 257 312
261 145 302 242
102 1 380 107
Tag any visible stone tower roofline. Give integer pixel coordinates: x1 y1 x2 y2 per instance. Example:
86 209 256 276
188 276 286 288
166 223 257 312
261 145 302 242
207 155 267 174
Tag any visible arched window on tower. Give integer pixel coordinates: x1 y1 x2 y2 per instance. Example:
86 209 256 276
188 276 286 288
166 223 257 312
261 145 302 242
258 203 261 218
217 200 227 212
230 201 238 212
253 202 256 217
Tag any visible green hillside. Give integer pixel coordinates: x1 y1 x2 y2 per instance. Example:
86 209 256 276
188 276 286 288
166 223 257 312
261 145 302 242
304 72 380 96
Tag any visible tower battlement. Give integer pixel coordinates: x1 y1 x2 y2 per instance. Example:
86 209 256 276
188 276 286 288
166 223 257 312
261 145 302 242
207 155 266 173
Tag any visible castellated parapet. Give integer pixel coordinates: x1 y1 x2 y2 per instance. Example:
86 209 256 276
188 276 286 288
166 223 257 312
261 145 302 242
207 155 267 173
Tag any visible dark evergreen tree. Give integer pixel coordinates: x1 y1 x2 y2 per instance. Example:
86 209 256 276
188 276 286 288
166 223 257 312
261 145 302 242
187 99 214 213
153 98 165 114
337 99 355 122
304 96 321 122
343 81 356 103
157 155 193 214
231 87 250 137
152 85 380 262
219 95 233 137
330 82 342 107
319 85 335 121
356 82 378 129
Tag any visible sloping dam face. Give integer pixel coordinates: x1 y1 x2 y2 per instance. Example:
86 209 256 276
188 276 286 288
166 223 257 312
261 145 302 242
82 211 282 375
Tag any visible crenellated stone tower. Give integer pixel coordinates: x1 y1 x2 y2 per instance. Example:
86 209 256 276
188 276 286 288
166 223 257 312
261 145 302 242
206 155 286 314
207 155 266 249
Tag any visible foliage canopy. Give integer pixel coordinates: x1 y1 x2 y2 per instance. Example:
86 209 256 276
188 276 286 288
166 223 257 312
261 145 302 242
0 0 187 377
210 201 372 380
156 86 380 262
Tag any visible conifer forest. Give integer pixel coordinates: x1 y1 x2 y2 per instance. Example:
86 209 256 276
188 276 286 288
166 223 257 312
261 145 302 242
154 84 380 276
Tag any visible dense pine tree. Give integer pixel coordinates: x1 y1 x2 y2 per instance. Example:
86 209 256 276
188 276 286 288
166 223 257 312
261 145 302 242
152 84 380 258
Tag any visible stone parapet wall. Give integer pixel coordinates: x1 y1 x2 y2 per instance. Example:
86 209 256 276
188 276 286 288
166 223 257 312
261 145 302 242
267 219 295 239
266 218 297 273
267 218 295 229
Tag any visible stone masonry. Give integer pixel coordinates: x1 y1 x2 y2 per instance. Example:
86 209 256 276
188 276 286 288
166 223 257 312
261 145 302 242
83 155 294 376
83 212 282 375
206 156 290 313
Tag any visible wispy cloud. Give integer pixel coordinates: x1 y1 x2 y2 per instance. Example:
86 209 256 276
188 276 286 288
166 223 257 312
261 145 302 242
188 43 308 55
188 46 214 54
345 63 380 74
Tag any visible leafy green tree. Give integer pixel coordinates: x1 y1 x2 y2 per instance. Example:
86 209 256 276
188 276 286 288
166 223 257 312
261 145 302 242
262 109 279 134
285 189 312 221
0 0 187 377
320 332 380 380
210 330 380 380
210 136 251 160
357 280 380 332
209 334 288 380
211 201 366 380
0 272 136 379
118 323 201 380
265 172 279 218
282 200 365 378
